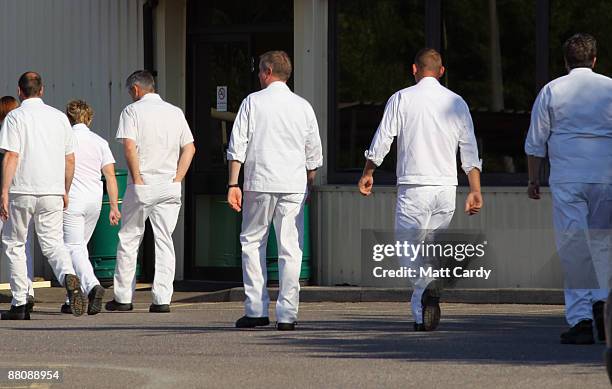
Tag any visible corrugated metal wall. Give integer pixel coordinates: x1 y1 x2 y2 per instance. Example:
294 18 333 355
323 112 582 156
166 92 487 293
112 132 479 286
0 0 145 164
312 186 563 288
0 0 145 281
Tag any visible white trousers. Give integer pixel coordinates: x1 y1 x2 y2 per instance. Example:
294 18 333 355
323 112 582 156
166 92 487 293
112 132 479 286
395 185 456 324
64 200 102 296
113 182 182 305
0 221 34 295
1 194 75 306
551 183 611 326
240 191 305 323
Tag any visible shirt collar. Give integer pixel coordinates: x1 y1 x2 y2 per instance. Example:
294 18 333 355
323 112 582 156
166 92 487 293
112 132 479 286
417 76 441 86
139 93 162 101
266 81 289 90
569 67 593 75
21 97 44 106
72 123 89 131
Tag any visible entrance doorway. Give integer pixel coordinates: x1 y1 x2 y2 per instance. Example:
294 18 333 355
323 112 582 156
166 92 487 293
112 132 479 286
185 1 293 280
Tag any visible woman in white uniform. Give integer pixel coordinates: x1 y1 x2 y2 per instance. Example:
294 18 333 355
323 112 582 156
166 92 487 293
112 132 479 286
0 96 35 313
61 100 121 315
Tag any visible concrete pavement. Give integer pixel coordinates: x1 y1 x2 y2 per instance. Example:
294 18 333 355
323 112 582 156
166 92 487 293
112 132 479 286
0 298 608 388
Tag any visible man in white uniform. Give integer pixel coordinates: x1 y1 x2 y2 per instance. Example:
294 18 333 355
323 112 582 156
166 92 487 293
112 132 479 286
106 70 195 313
525 33 611 345
0 72 85 319
359 49 483 331
227 51 323 331
60 100 121 315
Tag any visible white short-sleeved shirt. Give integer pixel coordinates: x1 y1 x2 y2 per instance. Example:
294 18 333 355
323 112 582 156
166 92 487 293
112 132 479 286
226 81 323 193
70 123 116 202
115 93 194 184
364 77 482 186
0 98 75 195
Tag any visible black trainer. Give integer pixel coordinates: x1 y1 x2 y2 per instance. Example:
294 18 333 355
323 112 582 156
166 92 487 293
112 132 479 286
149 304 170 313
606 348 612 385
560 319 595 344
1 304 30 320
60 303 72 314
26 295 35 314
593 301 605 342
105 299 133 312
421 284 441 331
235 316 270 328
64 274 85 317
87 285 105 315
277 322 297 331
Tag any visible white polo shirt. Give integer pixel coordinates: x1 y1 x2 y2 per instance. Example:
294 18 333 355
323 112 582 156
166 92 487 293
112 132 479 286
365 77 482 186
115 93 194 184
70 124 116 203
0 98 75 195
525 68 612 184
226 81 324 193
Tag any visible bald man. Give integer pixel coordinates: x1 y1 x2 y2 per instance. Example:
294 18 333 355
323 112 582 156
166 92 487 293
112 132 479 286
359 48 483 331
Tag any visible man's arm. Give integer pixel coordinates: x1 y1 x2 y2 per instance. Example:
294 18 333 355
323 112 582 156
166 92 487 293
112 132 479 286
524 86 551 200
102 163 122 225
174 143 196 183
358 159 377 196
64 153 75 209
227 160 242 212
465 168 483 215
527 155 544 199
0 151 19 221
123 139 144 185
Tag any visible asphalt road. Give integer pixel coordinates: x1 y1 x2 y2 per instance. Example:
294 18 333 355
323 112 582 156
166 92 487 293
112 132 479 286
0 302 608 389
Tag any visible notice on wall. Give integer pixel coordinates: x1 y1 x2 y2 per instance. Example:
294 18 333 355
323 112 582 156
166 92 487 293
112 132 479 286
217 86 227 112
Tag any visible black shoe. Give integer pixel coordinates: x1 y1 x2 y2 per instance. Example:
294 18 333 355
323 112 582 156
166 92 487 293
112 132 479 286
560 319 595 344
60 303 72 314
87 285 105 315
414 323 426 332
277 322 297 331
593 301 605 342
26 295 35 314
605 348 612 385
421 284 441 331
235 316 270 328
105 299 133 312
64 274 85 317
149 304 170 313
1 304 30 320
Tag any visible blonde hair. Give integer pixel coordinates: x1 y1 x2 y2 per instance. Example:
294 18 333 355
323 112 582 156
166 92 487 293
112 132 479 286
66 99 94 126
259 50 292 81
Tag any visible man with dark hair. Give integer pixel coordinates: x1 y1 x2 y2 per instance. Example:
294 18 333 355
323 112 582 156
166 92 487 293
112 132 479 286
227 51 323 331
525 33 612 345
359 49 483 331
105 70 195 313
0 72 86 319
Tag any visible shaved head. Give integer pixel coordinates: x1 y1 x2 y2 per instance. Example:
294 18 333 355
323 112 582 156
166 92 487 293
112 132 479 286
414 48 443 73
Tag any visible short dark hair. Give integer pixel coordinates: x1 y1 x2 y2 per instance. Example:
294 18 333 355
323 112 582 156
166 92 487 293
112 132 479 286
414 48 443 73
563 33 597 69
125 70 155 91
18 72 43 98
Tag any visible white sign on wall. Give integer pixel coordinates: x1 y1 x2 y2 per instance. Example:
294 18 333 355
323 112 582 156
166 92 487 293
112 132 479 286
217 86 227 112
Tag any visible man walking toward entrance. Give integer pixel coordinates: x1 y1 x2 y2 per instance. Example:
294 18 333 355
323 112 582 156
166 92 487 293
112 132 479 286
0 72 86 319
106 70 195 313
359 49 483 331
525 33 612 345
227 51 323 331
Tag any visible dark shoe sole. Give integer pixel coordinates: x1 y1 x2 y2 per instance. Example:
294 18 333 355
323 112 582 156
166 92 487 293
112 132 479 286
149 304 171 313
60 304 72 314
65 275 85 317
235 316 270 328
422 287 441 331
105 300 134 312
277 323 296 331
87 286 105 315
605 348 612 384
26 296 35 314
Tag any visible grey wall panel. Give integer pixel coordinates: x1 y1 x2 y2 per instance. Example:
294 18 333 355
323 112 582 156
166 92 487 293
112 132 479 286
312 186 563 289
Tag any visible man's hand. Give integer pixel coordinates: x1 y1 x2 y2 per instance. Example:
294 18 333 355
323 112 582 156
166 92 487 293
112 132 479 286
465 191 483 215
228 187 242 212
527 181 541 200
63 193 69 210
109 206 122 226
0 193 9 221
358 175 374 196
